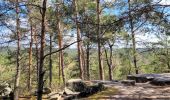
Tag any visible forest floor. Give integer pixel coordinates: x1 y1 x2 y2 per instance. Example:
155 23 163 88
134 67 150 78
18 82 170 100
85 82 170 100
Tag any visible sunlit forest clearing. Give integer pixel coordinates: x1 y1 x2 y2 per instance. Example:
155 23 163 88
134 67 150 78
0 0 170 100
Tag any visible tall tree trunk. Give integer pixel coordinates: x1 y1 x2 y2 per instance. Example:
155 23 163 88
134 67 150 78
73 0 84 80
108 45 113 80
34 26 39 83
81 46 86 78
49 33 53 88
14 0 21 99
37 0 47 100
128 0 138 74
96 0 104 80
104 44 113 81
56 4 65 85
28 19 33 91
83 3 90 80
86 32 90 80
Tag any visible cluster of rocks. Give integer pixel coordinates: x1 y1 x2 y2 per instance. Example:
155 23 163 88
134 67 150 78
123 73 170 86
47 79 105 100
0 82 13 99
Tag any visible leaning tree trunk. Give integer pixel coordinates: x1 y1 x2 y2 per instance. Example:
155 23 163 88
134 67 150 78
96 0 104 80
128 0 138 74
14 0 21 99
73 0 84 80
37 0 47 100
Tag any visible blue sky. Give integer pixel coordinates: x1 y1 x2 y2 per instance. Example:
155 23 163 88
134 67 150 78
0 0 170 48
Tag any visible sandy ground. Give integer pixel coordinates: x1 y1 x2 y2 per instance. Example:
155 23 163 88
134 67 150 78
89 82 170 100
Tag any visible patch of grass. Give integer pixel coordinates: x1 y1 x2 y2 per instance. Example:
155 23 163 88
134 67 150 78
87 87 119 99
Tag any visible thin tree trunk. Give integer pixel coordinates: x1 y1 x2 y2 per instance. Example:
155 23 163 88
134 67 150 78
73 0 84 80
49 33 53 88
83 3 90 80
37 0 47 100
128 0 138 74
28 19 33 91
58 21 65 85
96 0 104 80
104 45 113 81
86 32 90 80
34 26 39 83
14 0 21 99
109 45 113 80
81 46 86 79
56 4 65 85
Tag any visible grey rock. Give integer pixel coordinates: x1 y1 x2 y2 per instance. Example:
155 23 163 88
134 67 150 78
127 74 162 83
63 79 105 99
127 73 170 86
150 77 170 86
0 82 13 99
121 80 135 86
64 88 80 95
47 92 62 100
66 79 87 92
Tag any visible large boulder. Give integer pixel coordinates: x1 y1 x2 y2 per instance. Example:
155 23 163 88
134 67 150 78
63 79 105 99
66 79 87 92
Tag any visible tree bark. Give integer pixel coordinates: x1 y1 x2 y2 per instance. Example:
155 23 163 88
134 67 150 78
34 26 39 83
86 32 90 80
128 0 138 74
37 0 47 100
28 19 33 91
14 0 21 99
73 0 84 80
49 33 53 88
104 44 113 81
96 0 104 80
56 3 65 85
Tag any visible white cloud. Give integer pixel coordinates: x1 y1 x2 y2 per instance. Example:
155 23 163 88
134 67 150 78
103 0 115 3
159 0 170 5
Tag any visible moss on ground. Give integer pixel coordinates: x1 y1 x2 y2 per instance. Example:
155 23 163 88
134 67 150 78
87 86 119 100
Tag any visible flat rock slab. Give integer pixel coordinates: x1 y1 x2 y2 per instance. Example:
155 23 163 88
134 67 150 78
127 74 161 83
127 73 170 85
150 77 170 86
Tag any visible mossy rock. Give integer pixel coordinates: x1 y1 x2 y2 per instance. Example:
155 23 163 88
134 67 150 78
66 79 87 92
